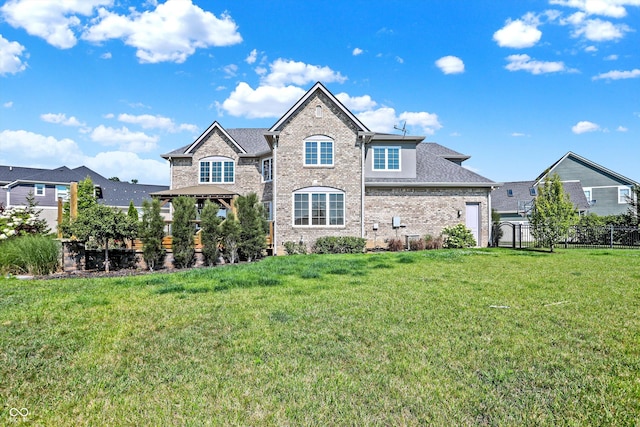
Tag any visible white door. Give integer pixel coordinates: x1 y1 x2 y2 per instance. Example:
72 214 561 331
465 203 480 246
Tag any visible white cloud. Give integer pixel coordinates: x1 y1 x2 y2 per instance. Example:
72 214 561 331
511 132 528 137
245 49 257 64
617 125 628 132
505 54 568 74
572 120 601 134
3 101 13 108
90 125 158 152
435 56 465 74
84 151 169 184
117 113 198 133
1 0 110 49
549 0 635 18
357 108 442 135
262 59 347 87
220 82 306 119
222 63 238 78
604 54 618 60
82 0 242 63
570 15 631 41
585 45 598 52
0 34 27 75
101 52 112 59
592 68 640 80
40 113 85 127
352 47 363 56
335 93 377 112
395 56 404 64
493 14 542 48
0 129 84 163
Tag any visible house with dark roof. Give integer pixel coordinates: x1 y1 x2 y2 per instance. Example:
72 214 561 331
155 82 499 253
0 165 169 232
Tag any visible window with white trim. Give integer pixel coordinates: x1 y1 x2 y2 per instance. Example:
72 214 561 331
293 188 344 226
619 187 631 204
262 158 272 182
55 185 70 201
372 146 400 170
304 136 333 166
34 183 45 196
583 187 592 202
199 157 234 184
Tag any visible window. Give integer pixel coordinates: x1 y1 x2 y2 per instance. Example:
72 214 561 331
199 157 234 183
372 146 400 170
529 187 537 196
304 136 333 166
262 158 272 182
262 201 272 221
293 188 344 226
506 189 514 197
619 187 631 204
34 183 45 196
583 188 592 201
55 185 70 201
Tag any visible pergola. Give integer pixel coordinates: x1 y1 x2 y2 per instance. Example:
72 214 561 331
149 185 239 213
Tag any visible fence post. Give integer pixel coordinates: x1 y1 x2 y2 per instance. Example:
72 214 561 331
610 224 614 248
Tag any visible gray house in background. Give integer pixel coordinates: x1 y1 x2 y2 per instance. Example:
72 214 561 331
535 152 638 217
0 165 169 232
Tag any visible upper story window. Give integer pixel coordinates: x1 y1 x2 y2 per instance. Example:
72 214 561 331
55 185 70 201
262 158 273 182
199 156 234 184
34 183 45 196
372 146 400 171
304 136 333 167
583 188 592 202
619 186 631 204
293 187 344 227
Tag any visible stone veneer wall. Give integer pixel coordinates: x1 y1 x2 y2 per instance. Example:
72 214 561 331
364 187 490 248
273 92 363 254
170 128 270 204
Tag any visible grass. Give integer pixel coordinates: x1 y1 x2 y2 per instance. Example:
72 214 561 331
0 234 60 275
1 248 639 425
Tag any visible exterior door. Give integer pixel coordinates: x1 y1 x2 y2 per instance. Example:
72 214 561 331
465 203 480 246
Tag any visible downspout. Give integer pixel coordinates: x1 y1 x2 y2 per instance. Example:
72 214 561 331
272 135 278 254
488 186 494 247
360 135 365 239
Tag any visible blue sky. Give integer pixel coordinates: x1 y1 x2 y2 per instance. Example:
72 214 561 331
1 0 638 185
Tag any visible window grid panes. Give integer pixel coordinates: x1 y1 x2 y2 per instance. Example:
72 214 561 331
320 141 333 165
305 141 317 165
34 183 45 196
329 194 344 225
211 162 222 183
304 139 333 166
311 194 326 225
200 162 210 182
200 159 234 183
373 147 400 170
262 158 272 182
619 187 630 203
294 194 309 225
294 192 344 226
387 148 399 170
223 161 234 183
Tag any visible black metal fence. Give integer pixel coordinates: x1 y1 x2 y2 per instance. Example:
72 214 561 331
495 223 640 249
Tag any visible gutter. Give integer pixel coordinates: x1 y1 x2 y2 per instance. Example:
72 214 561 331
366 182 502 188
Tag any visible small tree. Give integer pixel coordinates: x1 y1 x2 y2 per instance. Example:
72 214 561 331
490 208 502 247
140 198 165 270
200 200 222 266
442 224 476 248
127 200 139 222
529 173 578 252
59 176 98 237
24 191 50 235
624 185 639 227
219 211 241 264
235 193 267 262
171 196 196 268
69 204 138 272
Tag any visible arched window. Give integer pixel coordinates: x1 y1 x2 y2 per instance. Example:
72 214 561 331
304 135 333 166
199 156 234 184
293 186 344 226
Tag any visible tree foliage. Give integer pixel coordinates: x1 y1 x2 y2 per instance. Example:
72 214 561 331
127 200 139 222
219 211 241 264
140 198 165 270
529 173 578 252
442 224 476 248
200 200 222 266
59 176 98 237
171 196 196 268
235 193 268 262
625 185 639 227
68 203 138 271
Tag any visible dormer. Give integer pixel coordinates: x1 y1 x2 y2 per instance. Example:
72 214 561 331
364 134 424 179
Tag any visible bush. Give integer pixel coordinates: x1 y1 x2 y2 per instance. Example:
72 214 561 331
425 234 444 250
140 198 165 270
442 224 476 248
409 238 426 251
0 234 60 275
387 238 405 252
171 196 196 268
284 241 307 255
312 236 366 254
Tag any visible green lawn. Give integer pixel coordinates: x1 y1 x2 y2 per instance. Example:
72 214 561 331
1 249 639 426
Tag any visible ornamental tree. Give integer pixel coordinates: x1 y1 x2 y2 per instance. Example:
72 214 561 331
235 193 267 262
529 173 578 252
200 200 222 266
171 196 196 268
140 198 165 270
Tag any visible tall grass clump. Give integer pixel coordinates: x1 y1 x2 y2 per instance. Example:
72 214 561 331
0 234 60 275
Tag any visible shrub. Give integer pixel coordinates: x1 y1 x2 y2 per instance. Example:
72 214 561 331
171 196 196 268
442 224 476 248
140 198 165 270
409 238 426 251
0 234 60 275
386 238 405 252
219 212 241 264
425 234 444 250
200 200 222 266
312 236 366 254
235 193 267 262
284 241 307 255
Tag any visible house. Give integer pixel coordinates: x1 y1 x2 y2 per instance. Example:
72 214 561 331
0 165 169 232
535 152 638 217
493 180 590 223
155 82 498 254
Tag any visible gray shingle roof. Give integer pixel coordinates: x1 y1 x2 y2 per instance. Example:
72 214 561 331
492 180 590 213
366 143 496 186
227 128 270 155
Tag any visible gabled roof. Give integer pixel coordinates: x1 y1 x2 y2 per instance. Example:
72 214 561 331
269 81 370 133
492 180 590 213
420 142 471 162
0 166 49 184
366 143 497 188
535 151 638 187
161 124 271 159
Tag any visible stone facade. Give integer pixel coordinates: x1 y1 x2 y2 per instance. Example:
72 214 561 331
273 92 363 252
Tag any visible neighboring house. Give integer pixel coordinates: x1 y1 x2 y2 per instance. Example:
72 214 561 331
535 152 638 217
0 165 169 232
155 82 498 253
493 180 590 223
